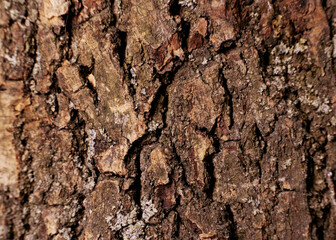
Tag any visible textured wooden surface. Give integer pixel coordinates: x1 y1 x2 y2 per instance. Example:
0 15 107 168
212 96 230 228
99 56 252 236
0 0 336 239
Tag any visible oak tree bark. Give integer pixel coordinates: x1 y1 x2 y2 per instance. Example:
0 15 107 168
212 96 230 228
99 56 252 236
1 0 336 239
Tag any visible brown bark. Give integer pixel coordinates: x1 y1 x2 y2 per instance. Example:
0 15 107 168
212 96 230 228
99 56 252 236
0 0 336 239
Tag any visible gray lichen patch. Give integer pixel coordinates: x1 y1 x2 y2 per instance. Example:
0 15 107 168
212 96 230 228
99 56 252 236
106 198 158 239
122 220 145 240
141 198 158 222
107 207 138 231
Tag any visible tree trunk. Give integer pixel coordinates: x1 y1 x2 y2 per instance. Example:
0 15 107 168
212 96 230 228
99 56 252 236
1 0 336 239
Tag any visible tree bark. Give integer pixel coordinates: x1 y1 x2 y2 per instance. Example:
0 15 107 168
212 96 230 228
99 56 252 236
1 0 336 239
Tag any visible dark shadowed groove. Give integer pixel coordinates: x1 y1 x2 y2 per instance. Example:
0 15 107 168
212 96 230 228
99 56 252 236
218 40 236 53
62 1 75 60
219 70 234 128
117 30 127 67
169 0 181 16
79 61 99 106
203 151 217 200
197 121 221 200
172 144 193 191
180 19 191 53
226 204 238 240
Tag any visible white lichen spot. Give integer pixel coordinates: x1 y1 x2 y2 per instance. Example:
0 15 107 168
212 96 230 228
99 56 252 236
29 80 37 93
108 207 138 231
130 67 137 78
114 111 130 125
107 199 157 239
46 94 56 112
179 0 197 8
317 103 331 114
58 228 71 240
332 35 336 58
4 50 19 66
326 169 336 211
131 78 137 86
141 198 158 222
258 83 267 94
86 129 96 162
293 38 308 54
105 216 113 223
331 116 336 126
32 51 42 76
69 101 75 109
312 97 331 114
301 156 306 162
282 158 292 170
273 65 284 75
122 221 145 240
97 127 111 142
272 76 285 90
9 9 20 20
274 56 281 65
247 197 263 215
140 88 146 95
287 64 295 75
202 58 208 65
85 176 96 191
277 42 292 55
267 1 272 11
287 107 296 118
148 121 160 132
312 98 321 108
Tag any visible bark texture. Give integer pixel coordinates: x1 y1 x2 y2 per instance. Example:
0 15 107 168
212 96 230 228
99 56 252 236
1 0 336 239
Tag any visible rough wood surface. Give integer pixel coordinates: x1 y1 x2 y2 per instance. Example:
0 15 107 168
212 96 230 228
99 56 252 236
0 0 336 239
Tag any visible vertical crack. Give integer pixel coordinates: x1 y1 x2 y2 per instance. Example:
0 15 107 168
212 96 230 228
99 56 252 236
201 122 220 200
63 1 75 59
117 30 127 67
219 70 234 128
169 0 181 16
226 204 238 240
